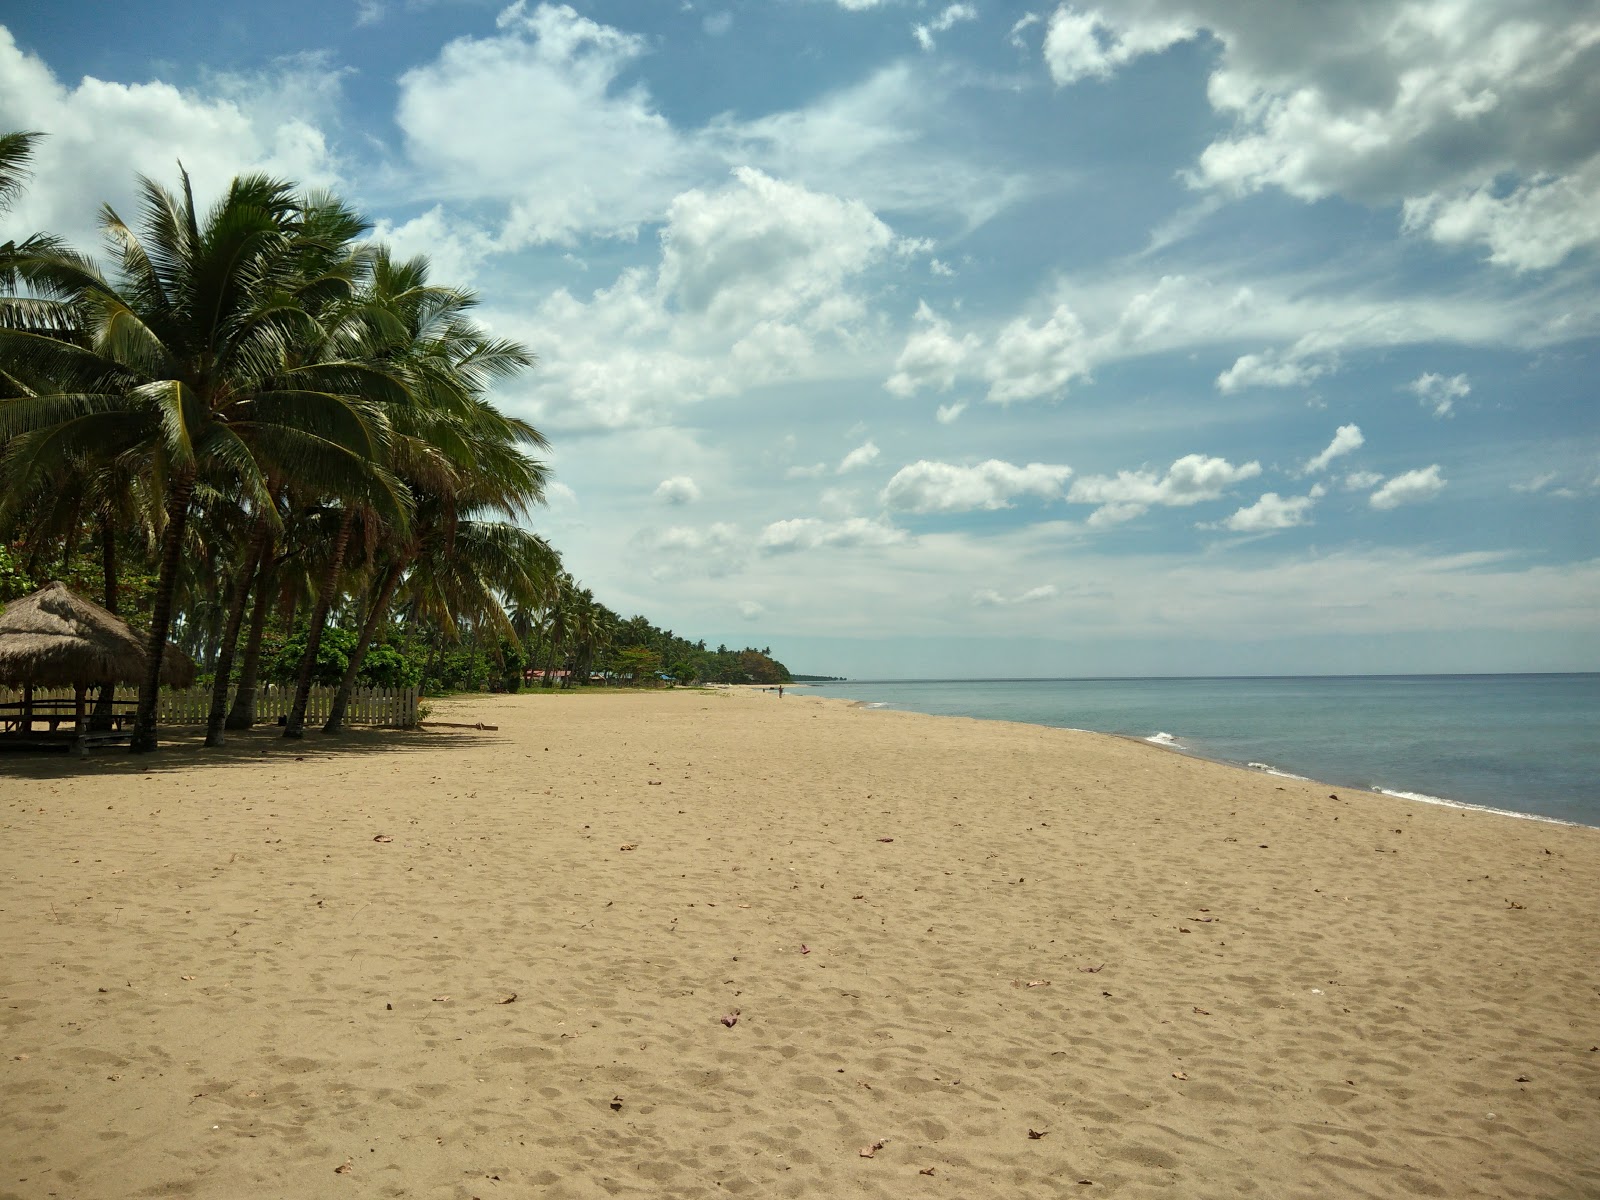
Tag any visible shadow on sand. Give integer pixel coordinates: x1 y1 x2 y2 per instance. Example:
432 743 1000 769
0 722 503 781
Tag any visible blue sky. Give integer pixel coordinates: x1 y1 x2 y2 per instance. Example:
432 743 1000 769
2 1 1596 677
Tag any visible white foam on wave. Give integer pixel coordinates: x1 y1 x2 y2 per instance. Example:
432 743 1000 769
1145 731 1182 747
1247 761 1310 781
1375 787 1580 827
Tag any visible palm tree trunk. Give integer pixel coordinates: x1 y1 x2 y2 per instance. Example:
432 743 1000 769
284 508 354 738
91 516 119 731
323 557 405 734
204 516 270 746
225 550 277 730
131 473 196 753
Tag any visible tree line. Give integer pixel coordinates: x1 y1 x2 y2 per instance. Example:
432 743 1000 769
0 132 789 748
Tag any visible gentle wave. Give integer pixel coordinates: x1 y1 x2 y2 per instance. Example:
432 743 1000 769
1144 731 1182 746
1374 787 1581 827
1247 761 1310 781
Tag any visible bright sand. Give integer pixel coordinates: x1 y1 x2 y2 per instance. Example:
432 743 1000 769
2 687 1597 1200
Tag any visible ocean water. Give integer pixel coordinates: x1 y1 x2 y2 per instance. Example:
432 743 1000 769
806 675 1600 828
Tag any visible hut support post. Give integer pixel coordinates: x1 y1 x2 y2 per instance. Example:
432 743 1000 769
21 683 32 733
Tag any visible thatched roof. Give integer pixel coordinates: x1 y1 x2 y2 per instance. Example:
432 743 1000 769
0 581 197 688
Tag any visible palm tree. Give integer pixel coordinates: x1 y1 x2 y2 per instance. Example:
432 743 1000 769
0 169 407 750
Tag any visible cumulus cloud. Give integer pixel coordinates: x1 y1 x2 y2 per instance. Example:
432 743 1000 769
654 475 701 504
1041 6 1195 84
1370 465 1447 510
1343 470 1384 491
1304 424 1364 474
1068 453 1261 525
1408 371 1470 417
837 441 882 474
1032 2 1600 269
660 167 893 327
737 599 765 620
985 304 1093 403
935 401 967 424
885 302 978 398
395 3 703 246
1220 486 1324 533
0 30 344 251
503 168 897 431
1216 350 1328 393
881 460 1074 514
758 516 907 553
914 3 978 51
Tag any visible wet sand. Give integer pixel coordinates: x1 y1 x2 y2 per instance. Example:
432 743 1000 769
2 686 1597 1199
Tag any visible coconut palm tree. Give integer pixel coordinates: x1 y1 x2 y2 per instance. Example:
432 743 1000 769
0 169 409 750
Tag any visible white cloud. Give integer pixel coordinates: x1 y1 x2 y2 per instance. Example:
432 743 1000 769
396 3 701 247
1370 465 1447 510
1403 159 1600 272
659 166 893 327
935 401 967 424
0 30 344 251
501 168 897 431
973 583 1059 606
758 516 907 553
545 481 579 509
1169 1 1600 269
985 304 1093 403
1408 371 1470 418
1068 453 1261 524
882 460 1074 514
1343 470 1384 491
1041 6 1195 85
885 302 978 397
370 206 498 285
703 12 734 36
1216 349 1328 393
1029 3 1600 269
1304 423 1364 473
914 3 978 52
654 475 701 505
1220 487 1323 533
786 463 827 480
737 599 765 620
837 441 882 474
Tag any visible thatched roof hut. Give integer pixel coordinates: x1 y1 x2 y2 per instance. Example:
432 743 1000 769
0 581 196 688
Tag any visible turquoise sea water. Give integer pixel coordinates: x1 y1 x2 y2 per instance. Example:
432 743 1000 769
806 675 1600 828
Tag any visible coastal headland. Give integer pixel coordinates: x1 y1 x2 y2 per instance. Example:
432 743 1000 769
3 687 1596 1198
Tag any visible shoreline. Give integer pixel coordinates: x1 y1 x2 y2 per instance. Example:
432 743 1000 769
4 687 1597 1198
812 677 1597 830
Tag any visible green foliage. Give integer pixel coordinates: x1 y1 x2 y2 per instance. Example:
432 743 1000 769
359 643 423 689
0 543 35 604
267 624 357 687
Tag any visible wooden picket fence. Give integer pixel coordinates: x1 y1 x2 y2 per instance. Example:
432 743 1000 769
0 684 419 729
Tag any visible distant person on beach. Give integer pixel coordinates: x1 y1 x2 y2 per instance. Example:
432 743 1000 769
778 686 784 698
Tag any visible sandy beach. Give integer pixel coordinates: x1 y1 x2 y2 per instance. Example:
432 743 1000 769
2 686 1596 1199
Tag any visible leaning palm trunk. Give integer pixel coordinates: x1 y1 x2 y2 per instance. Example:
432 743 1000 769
131 473 196 753
204 517 270 746
322 558 405 733
225 550 278 730
284 508 355 738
